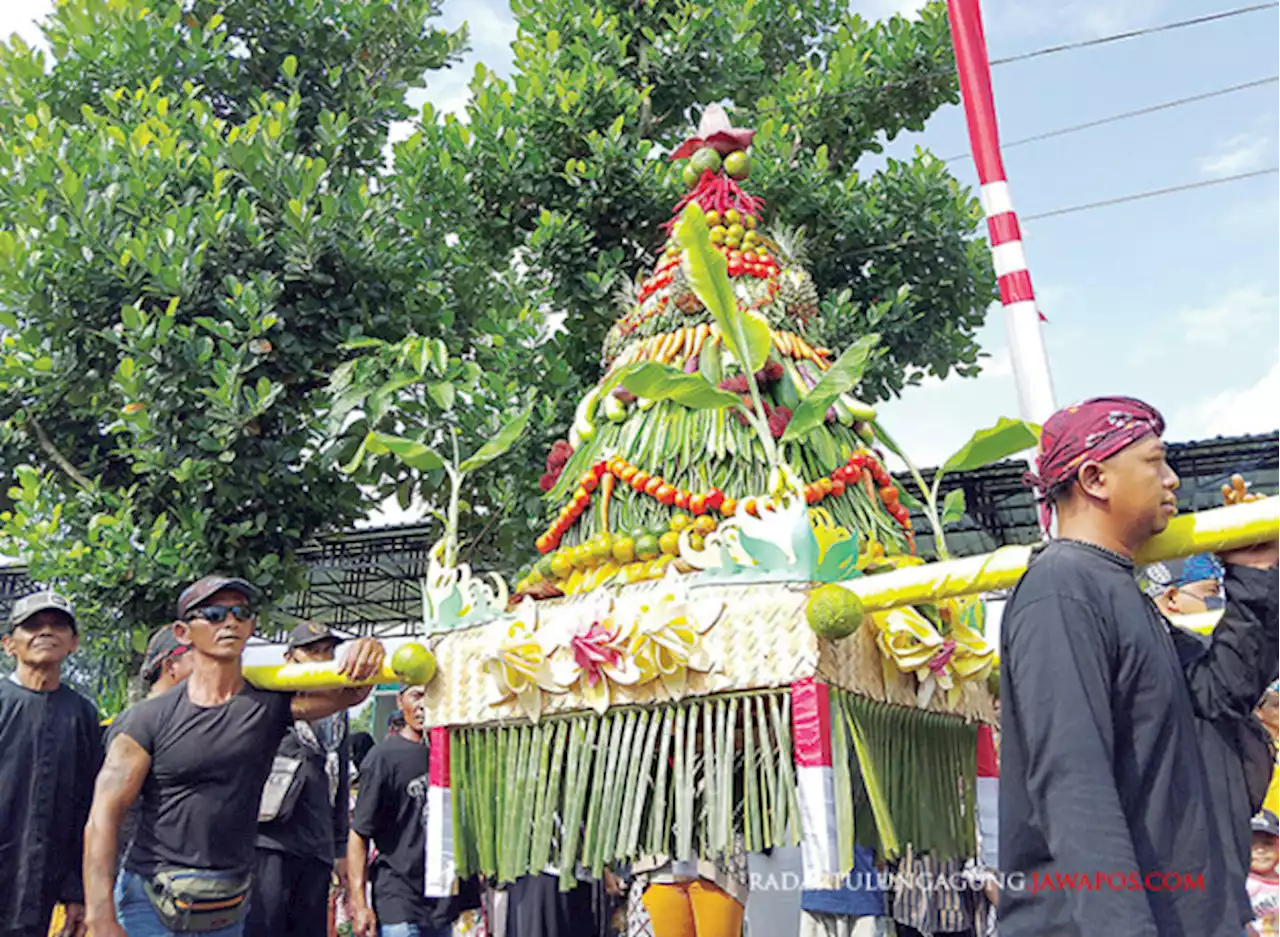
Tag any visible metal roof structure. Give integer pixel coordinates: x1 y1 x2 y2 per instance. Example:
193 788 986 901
1 432 1275 636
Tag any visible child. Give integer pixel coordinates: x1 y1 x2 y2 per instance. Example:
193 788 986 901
1248 811 1279 937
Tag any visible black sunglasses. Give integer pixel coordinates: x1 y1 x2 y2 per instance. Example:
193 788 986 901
185 604 256 624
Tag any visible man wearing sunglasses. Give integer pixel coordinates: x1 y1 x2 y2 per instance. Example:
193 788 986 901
83 575 385 937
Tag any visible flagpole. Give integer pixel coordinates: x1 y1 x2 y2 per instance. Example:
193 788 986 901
946 0 1056 424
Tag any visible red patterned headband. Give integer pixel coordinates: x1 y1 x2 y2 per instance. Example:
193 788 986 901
1023 396 1165 532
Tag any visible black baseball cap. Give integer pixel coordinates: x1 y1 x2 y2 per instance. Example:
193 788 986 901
141 628 188 682
286 621 344 652
1252 810 1279 838
176 575 260 619
7 590 77 633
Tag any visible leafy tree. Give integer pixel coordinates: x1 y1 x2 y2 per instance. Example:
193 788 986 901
386 0 996 573
0 0 464 694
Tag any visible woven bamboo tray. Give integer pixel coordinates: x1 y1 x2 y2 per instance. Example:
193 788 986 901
420 579 995 727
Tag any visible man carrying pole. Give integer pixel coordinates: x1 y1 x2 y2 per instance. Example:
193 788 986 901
1000 397 1278 936
82 575 386 937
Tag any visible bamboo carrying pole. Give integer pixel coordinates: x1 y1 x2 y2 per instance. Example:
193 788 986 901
843 498 1278 612
246 500 1276 692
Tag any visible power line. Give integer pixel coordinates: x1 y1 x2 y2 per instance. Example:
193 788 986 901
749 2 1279 118
941 76 1279 162
991 2 1280 65
1021 167 1279 221
849 167 1278 258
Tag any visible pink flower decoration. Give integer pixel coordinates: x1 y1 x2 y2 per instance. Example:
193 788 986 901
571 623 624 687
670 103 755 160
928 639 957 677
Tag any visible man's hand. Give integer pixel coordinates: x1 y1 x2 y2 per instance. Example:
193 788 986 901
57 903 87 937
84 915 127 937
337 638 386 683
1219 474 1277 569
353 903 378 937
334 857 350 894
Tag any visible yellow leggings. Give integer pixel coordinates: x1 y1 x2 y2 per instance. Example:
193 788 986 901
642 880 744 937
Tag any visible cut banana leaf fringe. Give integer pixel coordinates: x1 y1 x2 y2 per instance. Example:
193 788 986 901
449 689 797 889
832 689 977 868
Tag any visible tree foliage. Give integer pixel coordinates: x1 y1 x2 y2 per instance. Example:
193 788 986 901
0 0 464 689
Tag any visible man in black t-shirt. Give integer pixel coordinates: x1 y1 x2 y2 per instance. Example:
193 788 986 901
83 575 386 937
247 622 358 937
349 684 461 937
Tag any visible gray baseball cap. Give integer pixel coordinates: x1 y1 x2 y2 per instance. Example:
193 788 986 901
176 575 260 619
7 590 77 633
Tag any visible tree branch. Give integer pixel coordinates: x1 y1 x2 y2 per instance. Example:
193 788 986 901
29 417 93 491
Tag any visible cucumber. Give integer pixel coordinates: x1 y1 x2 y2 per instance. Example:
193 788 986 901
699 340 723 386
839 393 877 422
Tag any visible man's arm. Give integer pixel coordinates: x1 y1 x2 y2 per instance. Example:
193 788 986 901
83 733 150 934
1005 593 1158 932
1175 557 1279 722
334 728 351 860
290 638 384 722
59 708 105 909
346 829 376 937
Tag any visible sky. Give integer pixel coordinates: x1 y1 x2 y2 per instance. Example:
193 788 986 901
2 0 1277 477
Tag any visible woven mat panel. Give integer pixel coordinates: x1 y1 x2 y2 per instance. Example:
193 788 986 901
420 580 995 727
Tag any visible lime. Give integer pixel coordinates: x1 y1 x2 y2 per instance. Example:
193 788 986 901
611 537 637 564
682 164 699 188
635 534 661 561
569 545 594 570
549 551 573 579
705 210 722 227
806 584 865 641
724 209 741 225
690 147 722 175
392 643 437 686
724 151 751 180
693 515 717 535
659 531 681 555
669 512 692 532
688 532 706 551
535 555 555 578
727 223 745 241
590 533 614 560
724 235 741 250
709 227 726 245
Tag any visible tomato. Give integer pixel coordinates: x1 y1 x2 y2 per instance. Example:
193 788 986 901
690 494 708 515
574 487 590 503
742 251 757 264
693 515 717 535
743 498 759 517
804 485 819 505
631 470 651 491
880 486 899 506
536 536 551 554
619 464 638 483
705 488 725 510
817 478 833 494
656 484 677 505
593 461 609 479
830 478 846 497
644 476 664 496
728 262 744 277
609 457 627 476
580 472 598 493
675 491 690 510
720 497 738 515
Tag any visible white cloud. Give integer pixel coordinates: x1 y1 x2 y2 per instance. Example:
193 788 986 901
1197 134 1270 178
1171 360 1280 440
987 0 1164 41
0 0 50 49
1129 285 1278 366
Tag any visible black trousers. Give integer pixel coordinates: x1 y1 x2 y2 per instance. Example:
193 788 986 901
245 849 332 937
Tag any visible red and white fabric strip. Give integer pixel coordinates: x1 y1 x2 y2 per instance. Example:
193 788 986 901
792 679 840 889
424 726 456 898
976 725 999 870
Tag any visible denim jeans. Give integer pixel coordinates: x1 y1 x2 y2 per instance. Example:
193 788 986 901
379 924 451 937
114 870 245 937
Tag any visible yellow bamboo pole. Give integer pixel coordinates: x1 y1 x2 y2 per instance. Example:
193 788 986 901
843 497 1278 613
244 644 436 691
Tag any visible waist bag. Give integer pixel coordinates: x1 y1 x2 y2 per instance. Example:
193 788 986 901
143 868 253 932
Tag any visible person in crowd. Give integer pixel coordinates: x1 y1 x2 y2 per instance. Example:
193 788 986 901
1248 810 1280 937
82 575 386 937
140 627 194 697
348 684 475 937
248 622 359 937
333 730 374 937
386 710 406 737
0 591 101 937
1003 396 1279 936
1259 685 1280 841
1139 553 1225 618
